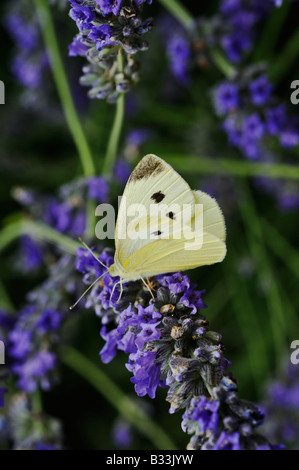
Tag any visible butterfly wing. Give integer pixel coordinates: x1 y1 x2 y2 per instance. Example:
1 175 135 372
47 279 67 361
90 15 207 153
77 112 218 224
115 154 196 267
193 190 226 242
123 231 226 278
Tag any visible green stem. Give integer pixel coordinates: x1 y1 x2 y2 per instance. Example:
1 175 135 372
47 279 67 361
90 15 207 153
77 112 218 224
158 0 193 28
102 50 125 176
269 26 299 84
32 389 45 434
262 220 299 282
33 0 96 177
0 282 14 312
254 1 291 62
237 182 287 368
61 346 177 450
223 258 270 390
165 155 299 180
0 220 80 255
210 49 236 78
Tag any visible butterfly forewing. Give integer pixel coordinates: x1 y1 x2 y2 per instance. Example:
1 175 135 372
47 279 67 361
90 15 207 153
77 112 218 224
115 154 196 267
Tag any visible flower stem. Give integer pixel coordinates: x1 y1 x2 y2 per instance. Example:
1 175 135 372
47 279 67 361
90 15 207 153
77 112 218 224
237 182 287 368
102 50 125 177
263 220 299 282
165 155 299 180
0 220 80 255
158 0 193 28
269 26 299 84
210 49 236 78
0 282 14 312
33 0 96 177
60 346 177 450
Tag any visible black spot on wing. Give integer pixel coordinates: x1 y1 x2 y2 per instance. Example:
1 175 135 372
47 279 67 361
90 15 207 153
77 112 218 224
152 230 162 236
151 191 165 203
129 155 165 182
167 211 175 220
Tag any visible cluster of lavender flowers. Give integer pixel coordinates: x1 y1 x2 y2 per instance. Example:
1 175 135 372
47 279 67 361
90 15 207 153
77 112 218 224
161 1 299 211
212 66 299 210
75 247 283 450
13 175 108 273
261 362 299 449
68 0 153 102
0 171 119 449
163 0 276 85
165 0 298 85
4 2 50 108
1 174 112 394
7 254 82 393
1 393 63 450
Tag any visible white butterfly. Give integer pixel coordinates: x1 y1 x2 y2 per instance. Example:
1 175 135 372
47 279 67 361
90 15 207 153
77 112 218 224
72 154 226 308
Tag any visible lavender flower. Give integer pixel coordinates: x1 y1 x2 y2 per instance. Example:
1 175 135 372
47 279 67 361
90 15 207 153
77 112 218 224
7 393 63 450
13 176 109 271
4 2 50 108
68 0 153 102
112 419 133 448
75 246 282 450
261 362 299 449
7 251 85 393
212 66 299 210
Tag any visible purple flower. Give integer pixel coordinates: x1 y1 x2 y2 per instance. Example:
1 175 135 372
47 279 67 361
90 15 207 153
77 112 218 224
114 160 131 184
279 128 299 148
249 75 273 106
44 200 72 234
69 3 95 32
12 351 56 393
112 420 133 448
19 236 43 272
266 105 287 135
94 0 123 16
213 83 239 116
242 114 264 140
69 35 89 56
88 25 117 51
9 329 32 361
36 309 62 334
221 33 252 63
179 288 207 315
167 35 191 85
158 273 190 294
87 177 109 202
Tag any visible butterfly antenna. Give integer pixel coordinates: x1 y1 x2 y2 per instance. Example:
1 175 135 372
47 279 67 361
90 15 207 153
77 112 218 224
78 237 108 269
140 276 155 301
109 279 120 304
116 280 123 304
69 272 105 310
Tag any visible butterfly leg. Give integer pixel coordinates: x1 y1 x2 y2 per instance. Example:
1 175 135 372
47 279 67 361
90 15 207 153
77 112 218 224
140 276 155 301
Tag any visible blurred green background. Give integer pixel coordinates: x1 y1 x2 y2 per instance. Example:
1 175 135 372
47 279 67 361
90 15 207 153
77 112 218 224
0 0 299 449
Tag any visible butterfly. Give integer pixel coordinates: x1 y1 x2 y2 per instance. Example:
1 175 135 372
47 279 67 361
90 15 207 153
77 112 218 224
71 154 226 308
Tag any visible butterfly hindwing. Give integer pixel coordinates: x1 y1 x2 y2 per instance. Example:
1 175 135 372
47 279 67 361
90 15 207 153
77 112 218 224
123 231 226 278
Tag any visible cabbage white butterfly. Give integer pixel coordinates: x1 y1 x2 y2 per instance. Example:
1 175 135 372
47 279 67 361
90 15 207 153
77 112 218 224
71 154 226 308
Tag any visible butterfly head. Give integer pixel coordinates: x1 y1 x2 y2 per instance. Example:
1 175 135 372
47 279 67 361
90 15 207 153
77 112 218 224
108 260 140 282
